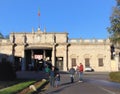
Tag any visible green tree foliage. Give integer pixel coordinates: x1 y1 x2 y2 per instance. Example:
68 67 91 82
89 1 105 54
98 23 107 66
4 35 9 39
0 32 9 39
0 32 4 39
108 0 120 45
0 62 16 81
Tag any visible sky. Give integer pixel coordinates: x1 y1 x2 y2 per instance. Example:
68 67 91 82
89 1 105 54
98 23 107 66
0 0 116 39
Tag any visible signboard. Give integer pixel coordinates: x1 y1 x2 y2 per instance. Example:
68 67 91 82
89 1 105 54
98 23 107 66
34 55 43 60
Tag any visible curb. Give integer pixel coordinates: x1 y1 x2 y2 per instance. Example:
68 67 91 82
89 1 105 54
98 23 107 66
18 79 48 94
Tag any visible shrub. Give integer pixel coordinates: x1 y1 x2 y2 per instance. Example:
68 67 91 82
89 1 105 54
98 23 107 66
0 62 16 81
109 72 120 82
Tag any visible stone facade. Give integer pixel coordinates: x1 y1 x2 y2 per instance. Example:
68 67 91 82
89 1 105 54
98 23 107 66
0 28 119 72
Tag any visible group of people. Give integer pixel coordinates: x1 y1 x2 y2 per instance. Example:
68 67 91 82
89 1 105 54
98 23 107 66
69 63 84 83
45 63 84 88
45 66 60 88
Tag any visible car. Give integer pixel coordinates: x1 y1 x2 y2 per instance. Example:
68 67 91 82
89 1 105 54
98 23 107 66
85 67 94 72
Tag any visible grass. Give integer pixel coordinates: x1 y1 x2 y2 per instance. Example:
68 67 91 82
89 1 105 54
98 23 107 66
0 80 36 94
0 79 29 89
20 80 48 94
0 79 48 94
109 71 120 83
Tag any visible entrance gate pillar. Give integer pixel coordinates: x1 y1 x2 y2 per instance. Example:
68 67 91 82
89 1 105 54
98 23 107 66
63 45 68 71
31 50 34 68
52 44 56 66
21 49 26 71
43 50 46 60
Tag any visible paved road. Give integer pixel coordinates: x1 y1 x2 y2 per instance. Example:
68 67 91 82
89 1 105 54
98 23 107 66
39 72 120 94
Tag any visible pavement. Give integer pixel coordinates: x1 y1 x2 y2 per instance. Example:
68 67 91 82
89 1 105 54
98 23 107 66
39 72 120 94
16 71 120 94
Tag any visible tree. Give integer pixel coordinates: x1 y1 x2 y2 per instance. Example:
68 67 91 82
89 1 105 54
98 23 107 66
0 32 4 39
108 0 120 46
0 32 9 39
0 62 16 81
4 35 9 39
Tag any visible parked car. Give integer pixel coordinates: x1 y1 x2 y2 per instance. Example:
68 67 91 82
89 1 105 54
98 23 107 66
85 67 94 72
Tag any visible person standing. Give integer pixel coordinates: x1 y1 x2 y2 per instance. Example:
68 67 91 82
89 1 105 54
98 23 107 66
77 63 84 82
49 66 55 87
45 65 51 79
55 72 60 88
69 67 76 83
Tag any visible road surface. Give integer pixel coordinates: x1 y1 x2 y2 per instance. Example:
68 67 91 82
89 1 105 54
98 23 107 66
39 72 120 94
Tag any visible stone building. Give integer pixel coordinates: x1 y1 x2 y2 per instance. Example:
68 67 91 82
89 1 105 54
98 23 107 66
0 27 119 72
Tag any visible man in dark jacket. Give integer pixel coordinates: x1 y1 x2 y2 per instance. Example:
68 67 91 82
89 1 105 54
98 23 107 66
49 66 55 87
69 67 76 83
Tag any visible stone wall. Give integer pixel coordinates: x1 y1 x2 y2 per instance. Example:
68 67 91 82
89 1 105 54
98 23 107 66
0 30 119 72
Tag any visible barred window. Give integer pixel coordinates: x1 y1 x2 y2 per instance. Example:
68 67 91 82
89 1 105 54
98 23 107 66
71 58 76 67
85 58 90 67
98 58 104 67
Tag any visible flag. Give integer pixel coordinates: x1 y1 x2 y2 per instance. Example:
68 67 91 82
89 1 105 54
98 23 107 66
38 9 40 16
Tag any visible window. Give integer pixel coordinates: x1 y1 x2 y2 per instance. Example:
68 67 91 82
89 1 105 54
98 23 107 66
98 58 104 67
71 58 76 67
56 57 63 70
85 58 90 67
111 45 115 60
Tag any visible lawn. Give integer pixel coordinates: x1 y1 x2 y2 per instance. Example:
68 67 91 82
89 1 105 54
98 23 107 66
0 79 48 94
0 79 29 89
0 79 36 94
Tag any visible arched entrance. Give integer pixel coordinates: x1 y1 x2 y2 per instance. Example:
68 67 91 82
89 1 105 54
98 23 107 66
25 48 52 71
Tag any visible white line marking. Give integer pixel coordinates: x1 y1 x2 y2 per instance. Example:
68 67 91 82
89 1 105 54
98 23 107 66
100 87 116 94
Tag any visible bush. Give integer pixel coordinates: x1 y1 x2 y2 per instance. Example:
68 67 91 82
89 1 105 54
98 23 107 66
109 72 120 83
0 62 16 81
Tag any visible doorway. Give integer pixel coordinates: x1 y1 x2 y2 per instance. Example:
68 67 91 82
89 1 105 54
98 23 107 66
25 48 52 71
56 57 63 70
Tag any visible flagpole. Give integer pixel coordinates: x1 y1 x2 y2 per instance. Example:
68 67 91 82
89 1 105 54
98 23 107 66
38 8 40 29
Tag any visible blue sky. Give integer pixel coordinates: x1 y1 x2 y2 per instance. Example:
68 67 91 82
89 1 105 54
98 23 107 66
0 0 116 39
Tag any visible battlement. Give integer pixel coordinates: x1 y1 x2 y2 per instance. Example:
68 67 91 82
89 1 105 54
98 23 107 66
0 39 10 43
68 38 110 44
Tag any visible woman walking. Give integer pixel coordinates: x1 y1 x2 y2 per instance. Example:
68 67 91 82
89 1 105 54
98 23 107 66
69 67 76 83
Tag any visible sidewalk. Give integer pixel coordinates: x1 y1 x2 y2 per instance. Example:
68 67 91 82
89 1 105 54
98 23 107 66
38 72 120 94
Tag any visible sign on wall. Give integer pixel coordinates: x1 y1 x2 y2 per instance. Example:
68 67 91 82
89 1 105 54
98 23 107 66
34 55 43 60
